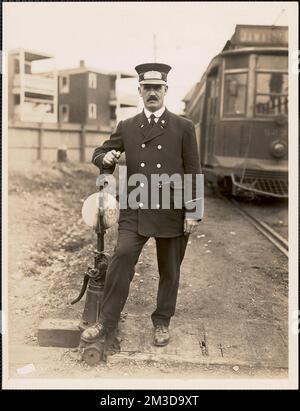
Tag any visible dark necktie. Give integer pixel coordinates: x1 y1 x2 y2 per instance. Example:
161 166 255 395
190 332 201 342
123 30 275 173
149 114 156 128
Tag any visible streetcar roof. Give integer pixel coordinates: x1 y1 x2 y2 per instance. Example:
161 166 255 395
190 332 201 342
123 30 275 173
219 47 288 57
225 25 288 50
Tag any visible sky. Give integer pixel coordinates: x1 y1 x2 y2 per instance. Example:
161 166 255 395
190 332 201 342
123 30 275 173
3 1 296 113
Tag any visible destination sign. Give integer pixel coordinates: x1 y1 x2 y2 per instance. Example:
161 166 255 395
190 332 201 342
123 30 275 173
232 25 288 46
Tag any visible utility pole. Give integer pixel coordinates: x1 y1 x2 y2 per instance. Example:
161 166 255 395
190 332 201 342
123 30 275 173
153 33 157 62
272 8 285 26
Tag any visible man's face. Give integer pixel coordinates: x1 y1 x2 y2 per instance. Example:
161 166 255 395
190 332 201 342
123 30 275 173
138 84 168 112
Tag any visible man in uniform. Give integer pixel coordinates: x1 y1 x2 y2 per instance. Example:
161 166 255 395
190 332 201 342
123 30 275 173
82 63 203 347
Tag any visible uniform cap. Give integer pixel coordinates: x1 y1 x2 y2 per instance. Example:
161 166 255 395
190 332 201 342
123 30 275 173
135 63 171 85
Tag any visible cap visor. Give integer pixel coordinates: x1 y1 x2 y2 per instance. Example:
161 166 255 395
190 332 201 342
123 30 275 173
139 79 166 85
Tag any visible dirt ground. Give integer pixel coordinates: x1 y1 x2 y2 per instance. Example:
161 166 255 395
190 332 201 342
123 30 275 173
5 161 289 385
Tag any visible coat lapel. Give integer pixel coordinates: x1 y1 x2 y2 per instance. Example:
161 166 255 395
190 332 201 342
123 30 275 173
142 109 169 143
137 111 151 138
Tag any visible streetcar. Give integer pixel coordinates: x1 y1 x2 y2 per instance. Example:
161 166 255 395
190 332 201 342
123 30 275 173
183 25 288 198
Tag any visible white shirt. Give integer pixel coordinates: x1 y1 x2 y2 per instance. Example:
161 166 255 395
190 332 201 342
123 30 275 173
144 106 166 123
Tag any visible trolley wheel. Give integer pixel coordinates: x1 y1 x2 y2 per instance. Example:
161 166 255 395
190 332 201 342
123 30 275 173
82 342 103 366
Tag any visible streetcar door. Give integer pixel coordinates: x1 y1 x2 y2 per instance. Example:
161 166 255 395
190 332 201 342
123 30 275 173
204 70 219 164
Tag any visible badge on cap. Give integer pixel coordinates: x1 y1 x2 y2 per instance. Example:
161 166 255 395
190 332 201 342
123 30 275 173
144 71 162 80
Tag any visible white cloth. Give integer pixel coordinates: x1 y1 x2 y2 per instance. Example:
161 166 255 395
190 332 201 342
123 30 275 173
144 106 166 123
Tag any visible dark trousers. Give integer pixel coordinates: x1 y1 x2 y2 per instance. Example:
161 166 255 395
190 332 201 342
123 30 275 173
100 230 189 329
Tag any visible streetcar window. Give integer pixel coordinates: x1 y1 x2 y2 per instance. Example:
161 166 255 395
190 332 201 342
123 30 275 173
256 73 288 94
223 73 247 116
256 55 288 70
256 95 288 116
225 55 249 69
255 73 288 116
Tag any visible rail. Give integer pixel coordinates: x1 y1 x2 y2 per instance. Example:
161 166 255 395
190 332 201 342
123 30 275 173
230 198 288 258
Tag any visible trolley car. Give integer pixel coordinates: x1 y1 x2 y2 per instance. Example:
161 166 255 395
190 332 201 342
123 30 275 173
183 25 288 198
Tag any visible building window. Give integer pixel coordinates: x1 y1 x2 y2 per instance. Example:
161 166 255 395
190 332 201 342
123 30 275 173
223 73 247 116
14 94 20 105
25 61 31 74
89 73 97 89
59 104 69 122
46 104 54 114
14 58 20 74
110 106 116 120
59 75 69 93
88 103 97 119
110 75 116 87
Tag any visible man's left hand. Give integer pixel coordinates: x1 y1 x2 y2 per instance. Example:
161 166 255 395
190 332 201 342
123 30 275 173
184 219 199 235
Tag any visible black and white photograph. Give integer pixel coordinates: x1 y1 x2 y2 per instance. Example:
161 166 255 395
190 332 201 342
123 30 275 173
2 1 298 390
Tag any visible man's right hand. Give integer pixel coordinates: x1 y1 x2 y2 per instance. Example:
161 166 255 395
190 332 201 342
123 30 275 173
103 150 121 166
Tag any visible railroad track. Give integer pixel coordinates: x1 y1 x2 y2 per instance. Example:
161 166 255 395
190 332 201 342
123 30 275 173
229 198 288 258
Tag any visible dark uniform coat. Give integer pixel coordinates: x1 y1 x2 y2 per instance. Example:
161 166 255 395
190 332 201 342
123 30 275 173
92 108 201 238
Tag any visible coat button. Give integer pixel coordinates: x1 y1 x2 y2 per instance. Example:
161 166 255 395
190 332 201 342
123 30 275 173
140 182 145 187
140 162 145 167
157 145 162 150
156 163 161 168
139 203 144 208
141 143 146 148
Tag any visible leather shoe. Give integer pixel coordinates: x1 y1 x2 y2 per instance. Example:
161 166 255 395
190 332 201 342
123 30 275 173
153 325 170 346
81 321 106 343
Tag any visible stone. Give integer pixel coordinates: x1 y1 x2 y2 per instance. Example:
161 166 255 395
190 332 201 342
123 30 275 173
38 318 81 348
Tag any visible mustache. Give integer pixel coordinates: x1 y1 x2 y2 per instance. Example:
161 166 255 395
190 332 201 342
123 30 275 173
147 97 158 101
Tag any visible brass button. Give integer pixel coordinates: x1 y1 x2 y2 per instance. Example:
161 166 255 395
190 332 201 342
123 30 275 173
140 182 145 188
139 203 144 208
140 162 145 167
141 143 146 148
156 163 161 168
157 145 162 150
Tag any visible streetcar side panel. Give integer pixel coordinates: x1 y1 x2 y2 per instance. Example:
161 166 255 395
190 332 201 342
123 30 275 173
200 50 288 197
